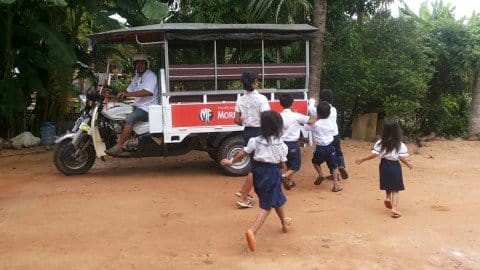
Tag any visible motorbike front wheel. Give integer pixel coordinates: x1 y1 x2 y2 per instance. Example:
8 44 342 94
53 139 96 175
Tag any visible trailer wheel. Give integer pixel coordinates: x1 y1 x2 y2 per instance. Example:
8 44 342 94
217 135 250 176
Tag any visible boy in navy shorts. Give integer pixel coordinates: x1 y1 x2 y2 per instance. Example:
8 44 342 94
280 94 316 190
306 101 343 192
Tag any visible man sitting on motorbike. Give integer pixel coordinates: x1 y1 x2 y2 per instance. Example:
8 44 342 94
106 53 158 155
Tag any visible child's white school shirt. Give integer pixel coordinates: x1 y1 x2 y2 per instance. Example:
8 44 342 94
306 119 336 146
280 109 310 142
235 90 270 127
308 102 339 136
327 105 339 136
244 136 288 164
372 140 409 161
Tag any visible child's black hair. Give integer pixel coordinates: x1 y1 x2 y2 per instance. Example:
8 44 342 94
279 94 294 108
316 101 331 119
380 119 403 153
241 71 258 92
260 110 283 142
320 89 333 104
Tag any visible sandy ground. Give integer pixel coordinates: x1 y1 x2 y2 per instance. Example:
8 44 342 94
0 139 479 269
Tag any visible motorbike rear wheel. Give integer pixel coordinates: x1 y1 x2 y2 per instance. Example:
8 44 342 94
54 139 96 175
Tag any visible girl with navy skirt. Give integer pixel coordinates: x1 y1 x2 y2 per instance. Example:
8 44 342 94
221 111 291 252
234 71 270 208
355 120 413 218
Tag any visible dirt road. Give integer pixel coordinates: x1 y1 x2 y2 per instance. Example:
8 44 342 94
1 140 479 269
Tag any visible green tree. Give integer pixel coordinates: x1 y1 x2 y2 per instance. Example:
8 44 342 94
465 14 480 137
114 0 170 26
0 0 72 137
0 0 132 137
322 14 433 135
246 0 311 24
403 1 474 137
169 0 249 23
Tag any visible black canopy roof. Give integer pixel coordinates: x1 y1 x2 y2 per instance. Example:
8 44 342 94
88 23 317 44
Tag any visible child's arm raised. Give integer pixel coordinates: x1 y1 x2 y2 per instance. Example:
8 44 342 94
220 150 248 167
355 153 378 165
399 156 413 169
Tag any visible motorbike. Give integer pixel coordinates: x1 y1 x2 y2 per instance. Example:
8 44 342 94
53 86 206 175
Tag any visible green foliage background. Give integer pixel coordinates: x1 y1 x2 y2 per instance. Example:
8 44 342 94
0 0 479 139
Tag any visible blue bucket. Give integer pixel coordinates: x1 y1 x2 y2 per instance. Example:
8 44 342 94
40 122 56 145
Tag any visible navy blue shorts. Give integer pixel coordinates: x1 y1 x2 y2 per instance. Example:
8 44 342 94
333 135 345 168
311 144 338 173
243 127 260 145
252 161 286 210
126 107 148 125
284 141 301 171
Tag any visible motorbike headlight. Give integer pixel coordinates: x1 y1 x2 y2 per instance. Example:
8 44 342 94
80 123 90 132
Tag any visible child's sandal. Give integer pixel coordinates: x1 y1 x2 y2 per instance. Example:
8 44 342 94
235 191 254 200
282 217 292 233
391 212 402 218
331 186 343 192
245 230 256 251
314 176 325 185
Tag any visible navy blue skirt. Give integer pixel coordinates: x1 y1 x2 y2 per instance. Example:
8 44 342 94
379 159 405 191
252 161 286 210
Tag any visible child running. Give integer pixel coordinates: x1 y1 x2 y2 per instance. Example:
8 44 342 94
279 94 316 190
319 89 349 180
234 71 270 208
355 119 413 218
221 111 291 252
307 101 343 192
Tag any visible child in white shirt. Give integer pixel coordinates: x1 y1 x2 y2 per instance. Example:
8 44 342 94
279 94 316 190
356 120 412 218
306 101 343 192
221 111 291 252
320 89 348 180
234 71 270 208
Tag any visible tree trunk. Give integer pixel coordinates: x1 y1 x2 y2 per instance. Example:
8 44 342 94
308 0 327 102
468 71 480 137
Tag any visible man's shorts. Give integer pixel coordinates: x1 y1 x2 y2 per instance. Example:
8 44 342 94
284 141 301 171
125 107 148 125
311 144 338 173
